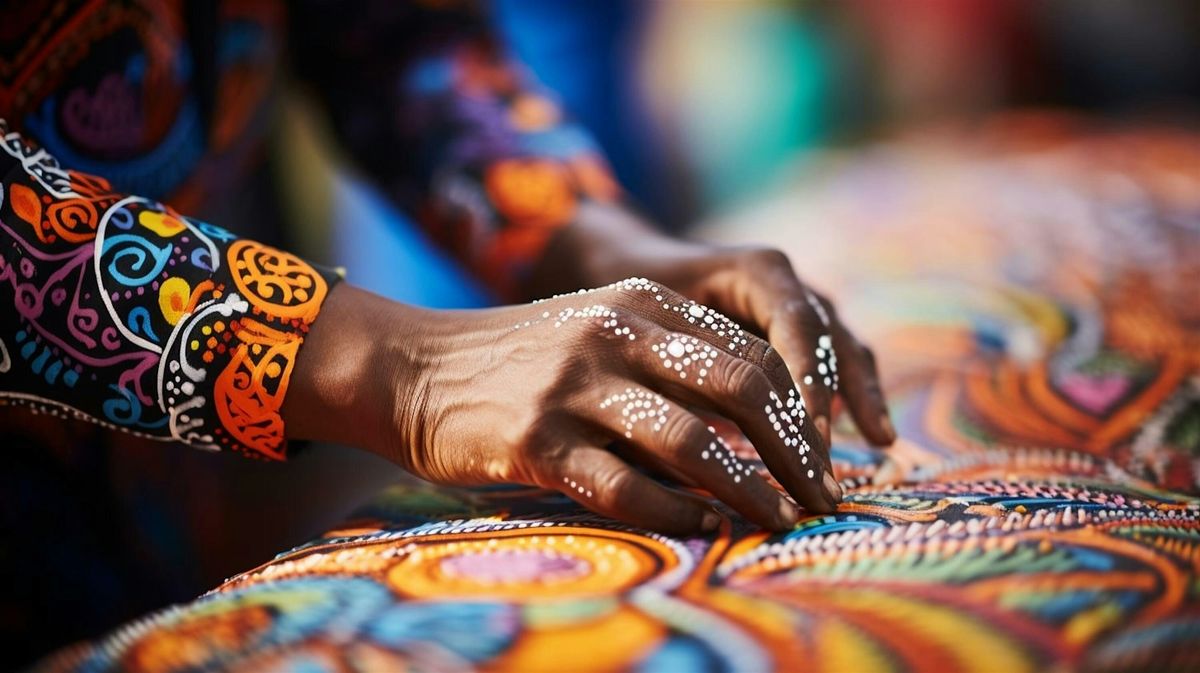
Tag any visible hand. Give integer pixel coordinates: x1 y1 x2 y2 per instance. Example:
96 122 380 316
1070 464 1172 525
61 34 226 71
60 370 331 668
529 202 896 449
283 281 841 536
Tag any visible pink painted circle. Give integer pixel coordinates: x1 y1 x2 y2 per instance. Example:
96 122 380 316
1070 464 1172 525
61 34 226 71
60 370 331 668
439 549 590 584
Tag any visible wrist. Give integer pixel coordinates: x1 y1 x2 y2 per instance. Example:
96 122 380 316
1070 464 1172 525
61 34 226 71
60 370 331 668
281 283 437 462
526 200 697 297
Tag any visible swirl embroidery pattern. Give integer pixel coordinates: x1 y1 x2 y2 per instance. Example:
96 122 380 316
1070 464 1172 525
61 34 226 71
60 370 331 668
0 119 337 459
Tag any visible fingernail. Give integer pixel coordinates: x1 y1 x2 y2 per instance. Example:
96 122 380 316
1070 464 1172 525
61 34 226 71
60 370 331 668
701 510 721 532
880 413 896 442
822 470 843 504
776 497 799 529
814 415 830 440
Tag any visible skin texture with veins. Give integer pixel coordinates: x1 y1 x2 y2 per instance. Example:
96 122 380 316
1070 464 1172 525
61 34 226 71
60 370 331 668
333 275 839 536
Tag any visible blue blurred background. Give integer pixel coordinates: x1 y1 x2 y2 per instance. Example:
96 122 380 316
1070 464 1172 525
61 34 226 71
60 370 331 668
316 0 1199 309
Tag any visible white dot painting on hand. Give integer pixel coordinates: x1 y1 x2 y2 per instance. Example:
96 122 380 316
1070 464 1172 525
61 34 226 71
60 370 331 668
701 428 757 483
670 299 750 355
650 334 718 384
803 290 839 392
810 334 839 391
536 277 750 354
511 304 636 341
600 387 670 439
562 476 593 499
767 387 816 478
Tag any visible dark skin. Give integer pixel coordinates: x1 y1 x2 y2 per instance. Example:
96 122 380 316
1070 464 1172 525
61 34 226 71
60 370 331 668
282 202 894 535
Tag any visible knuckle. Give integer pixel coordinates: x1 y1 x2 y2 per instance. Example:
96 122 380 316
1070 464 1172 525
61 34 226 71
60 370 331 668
739 331 768 357
593 465 633 504
721 357 771 400
647 283 687 311
658 413 708 459
535 442 572 470
760 344 791 378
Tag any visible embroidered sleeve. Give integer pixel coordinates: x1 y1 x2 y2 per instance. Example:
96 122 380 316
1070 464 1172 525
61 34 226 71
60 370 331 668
291 0 622 298
0 120 341 460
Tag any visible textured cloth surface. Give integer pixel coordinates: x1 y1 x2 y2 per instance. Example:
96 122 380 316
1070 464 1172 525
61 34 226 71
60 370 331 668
36 116 1200 673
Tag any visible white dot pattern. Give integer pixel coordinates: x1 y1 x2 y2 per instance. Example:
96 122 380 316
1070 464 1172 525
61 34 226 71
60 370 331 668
600 387 670 439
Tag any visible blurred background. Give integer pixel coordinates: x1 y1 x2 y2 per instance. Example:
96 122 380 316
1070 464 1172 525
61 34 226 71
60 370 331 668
284 0 1200 307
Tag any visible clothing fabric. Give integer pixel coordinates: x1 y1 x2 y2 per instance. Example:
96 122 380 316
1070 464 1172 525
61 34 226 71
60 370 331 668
32 117 1200 673
2 119 339 457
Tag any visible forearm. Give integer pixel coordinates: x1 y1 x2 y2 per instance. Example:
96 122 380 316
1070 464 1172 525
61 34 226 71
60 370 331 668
526 201 702 298
0 119 337 459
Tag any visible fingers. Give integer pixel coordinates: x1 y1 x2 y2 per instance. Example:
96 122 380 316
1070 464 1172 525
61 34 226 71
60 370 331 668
627 329 839 514
807 293 896 446
545 445 720 536
735 263 894 447
759 296 837 445
637 281 837 450
529 281 839 516
592 388 799 531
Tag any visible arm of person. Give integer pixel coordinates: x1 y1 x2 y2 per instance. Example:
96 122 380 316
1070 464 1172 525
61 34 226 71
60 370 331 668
289 1 896 448
1 118 835 535
0 119 336 459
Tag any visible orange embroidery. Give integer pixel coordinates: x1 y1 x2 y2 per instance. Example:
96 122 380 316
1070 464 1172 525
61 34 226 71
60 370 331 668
9 183 42 230
45 196 101 243
68 170 119 200
227 240 328 322
484 158 577 229
213 317 301 461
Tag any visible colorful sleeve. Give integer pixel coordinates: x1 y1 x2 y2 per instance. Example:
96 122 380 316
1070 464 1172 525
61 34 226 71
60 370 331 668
291 1 623 298
0 120 341 460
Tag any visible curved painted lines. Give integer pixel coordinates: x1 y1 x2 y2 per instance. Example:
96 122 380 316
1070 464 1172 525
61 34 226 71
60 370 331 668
93 196 223 355
93 196 159 353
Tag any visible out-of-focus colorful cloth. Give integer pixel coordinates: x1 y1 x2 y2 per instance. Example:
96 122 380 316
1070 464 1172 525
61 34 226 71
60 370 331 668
35 115 1200 672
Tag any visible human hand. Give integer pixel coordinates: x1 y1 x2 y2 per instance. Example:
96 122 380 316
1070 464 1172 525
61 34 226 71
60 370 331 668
284 281 840 535
530 202 896 449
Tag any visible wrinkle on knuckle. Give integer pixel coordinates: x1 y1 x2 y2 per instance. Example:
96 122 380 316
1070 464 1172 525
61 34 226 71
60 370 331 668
593 465 632 505
658 413 706 460
722 357 769 401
